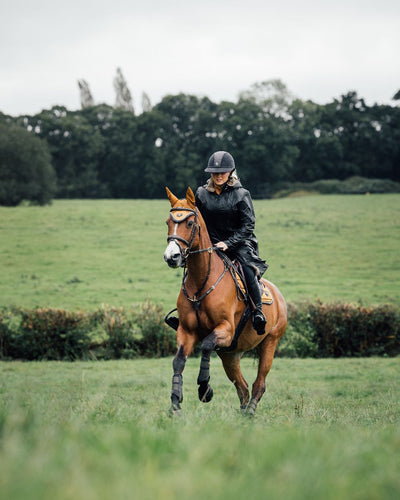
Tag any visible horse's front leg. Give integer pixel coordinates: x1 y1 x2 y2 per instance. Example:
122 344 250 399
170 334 196 415
197 332 216 403
170 346 186 413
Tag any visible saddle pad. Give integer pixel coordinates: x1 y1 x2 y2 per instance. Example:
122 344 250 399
261 281 274 305
234 272 274 305
235 271 246 295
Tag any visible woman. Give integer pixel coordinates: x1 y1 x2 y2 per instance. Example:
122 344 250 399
195 151 268 335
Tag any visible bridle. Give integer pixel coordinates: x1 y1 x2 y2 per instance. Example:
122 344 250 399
167 206 229 315
167 207 207 259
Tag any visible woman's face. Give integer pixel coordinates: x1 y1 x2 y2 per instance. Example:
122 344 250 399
211 171 230 186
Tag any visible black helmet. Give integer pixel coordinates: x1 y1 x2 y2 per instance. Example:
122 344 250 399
204 151 235 173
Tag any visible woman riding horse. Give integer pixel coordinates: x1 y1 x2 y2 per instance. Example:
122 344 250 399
164 154 287 416
195 151 267 335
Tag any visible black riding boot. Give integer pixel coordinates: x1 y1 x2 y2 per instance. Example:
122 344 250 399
243 266 267 335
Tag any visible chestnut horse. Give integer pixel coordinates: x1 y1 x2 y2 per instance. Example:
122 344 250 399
164 187 287 415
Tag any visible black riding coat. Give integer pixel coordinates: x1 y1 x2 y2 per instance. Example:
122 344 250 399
195 180 268 277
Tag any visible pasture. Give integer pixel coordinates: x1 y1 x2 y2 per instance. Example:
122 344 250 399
1 194 399 499
0 193 399 311
0 357 399 500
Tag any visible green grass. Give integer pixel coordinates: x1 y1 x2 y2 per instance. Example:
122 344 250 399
0 194 399 311
0 357 399 499
1 195 399 499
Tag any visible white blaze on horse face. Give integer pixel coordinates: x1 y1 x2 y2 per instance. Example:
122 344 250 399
164 240 182 267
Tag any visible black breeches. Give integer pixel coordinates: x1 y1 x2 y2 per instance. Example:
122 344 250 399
242 263 262 309
241 263 257 284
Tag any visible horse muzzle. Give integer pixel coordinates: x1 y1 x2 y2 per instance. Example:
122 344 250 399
164 241 185 268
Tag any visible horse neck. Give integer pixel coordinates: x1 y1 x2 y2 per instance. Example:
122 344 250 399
186 219 222 288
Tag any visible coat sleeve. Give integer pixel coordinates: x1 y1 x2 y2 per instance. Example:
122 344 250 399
223 191 255 249
195 188 203 212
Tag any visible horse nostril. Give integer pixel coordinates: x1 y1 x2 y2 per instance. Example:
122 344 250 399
164 252 180 268
164 241 182 267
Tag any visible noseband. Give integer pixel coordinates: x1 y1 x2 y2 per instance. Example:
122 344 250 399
167 207 200 258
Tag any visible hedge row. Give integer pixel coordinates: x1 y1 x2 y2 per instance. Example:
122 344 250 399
276 301 400 358
0 301 399 360
0 302 176 361
272 176 400 198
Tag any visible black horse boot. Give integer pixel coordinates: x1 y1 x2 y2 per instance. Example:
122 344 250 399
246 273 267 335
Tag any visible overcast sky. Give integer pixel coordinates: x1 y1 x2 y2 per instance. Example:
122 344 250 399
1 0 399 116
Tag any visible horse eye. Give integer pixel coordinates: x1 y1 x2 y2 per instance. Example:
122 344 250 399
187 220 194 227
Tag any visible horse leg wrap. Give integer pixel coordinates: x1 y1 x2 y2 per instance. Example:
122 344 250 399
197 351 214 403
171 346 186 409
197 356 210 385
171 374 183 404
197 332 216 385
196 333 215 403
197 355 213 402
201 333 216 354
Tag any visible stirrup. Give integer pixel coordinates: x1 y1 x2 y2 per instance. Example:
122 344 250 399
165 309 179 331
252 310 267 335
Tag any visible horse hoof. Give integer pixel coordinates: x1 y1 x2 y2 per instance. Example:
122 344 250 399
198 384 214 403
245 399 258 417
169 405 182 417
169 401 182 417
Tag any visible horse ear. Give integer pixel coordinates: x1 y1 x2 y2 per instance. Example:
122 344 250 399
166 187 179 207
186 187 196 208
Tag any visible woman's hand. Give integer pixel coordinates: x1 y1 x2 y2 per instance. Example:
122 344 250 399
215 241 228 251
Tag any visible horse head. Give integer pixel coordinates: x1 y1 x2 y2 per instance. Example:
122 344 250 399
164 187 199 268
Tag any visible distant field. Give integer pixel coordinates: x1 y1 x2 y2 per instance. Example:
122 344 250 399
0 357 398 499
0 194 399 311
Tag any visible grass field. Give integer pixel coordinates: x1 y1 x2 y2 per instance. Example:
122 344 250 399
0 193 399 311
0 357 399 499
1 194 399 498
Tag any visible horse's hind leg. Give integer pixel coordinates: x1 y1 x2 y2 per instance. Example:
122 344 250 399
246 335 279 416
218 352 250 410
197 332 216 403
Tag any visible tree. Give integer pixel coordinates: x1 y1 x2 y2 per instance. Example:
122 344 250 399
0 123 56 206
77 79 95 108
141 92 152 113
238 79 295 118
113 67 134 114
19 106 106 198
94 107 140 198
155 94 217 195
319 92 380 179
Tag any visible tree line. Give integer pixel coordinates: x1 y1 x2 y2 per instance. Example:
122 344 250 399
0 80 399 205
